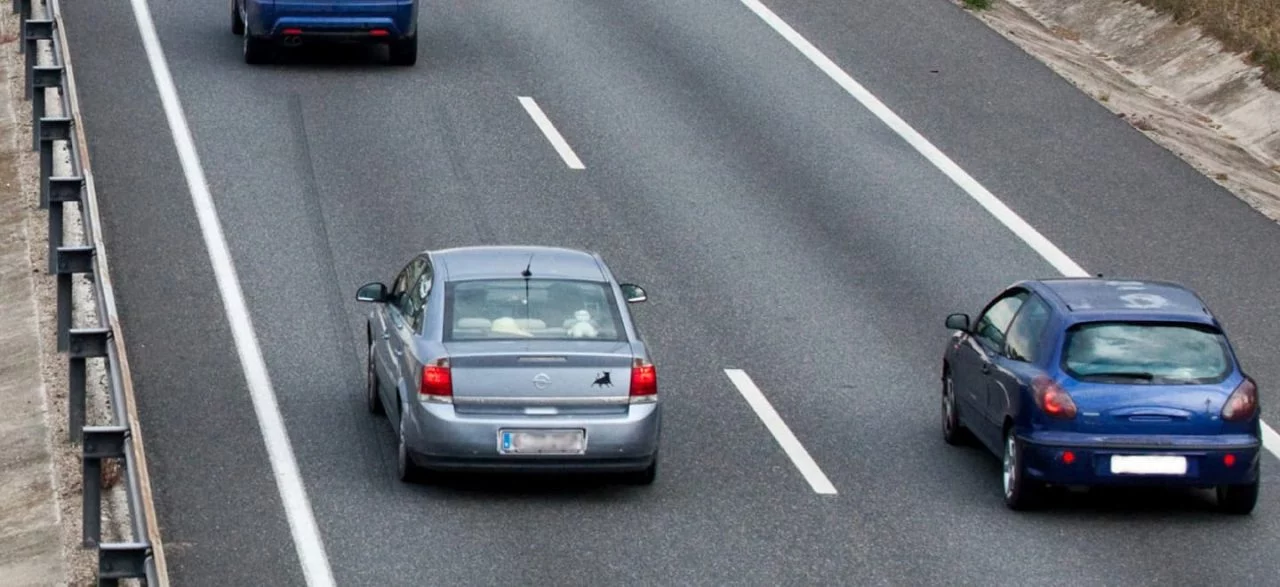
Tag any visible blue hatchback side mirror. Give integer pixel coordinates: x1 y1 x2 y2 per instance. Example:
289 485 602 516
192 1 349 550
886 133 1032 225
945 313 970 331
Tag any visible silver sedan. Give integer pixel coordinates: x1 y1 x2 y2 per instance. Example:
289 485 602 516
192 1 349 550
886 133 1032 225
356 245 661 485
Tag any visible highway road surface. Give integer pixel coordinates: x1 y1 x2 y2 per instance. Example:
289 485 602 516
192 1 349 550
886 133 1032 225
62 0 1280 585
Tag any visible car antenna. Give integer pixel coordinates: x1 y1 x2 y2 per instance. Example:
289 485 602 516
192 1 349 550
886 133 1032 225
522 254 533 323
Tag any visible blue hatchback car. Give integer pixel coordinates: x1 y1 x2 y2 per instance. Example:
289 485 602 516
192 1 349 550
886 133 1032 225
941 278 1260 513
231 0 418 65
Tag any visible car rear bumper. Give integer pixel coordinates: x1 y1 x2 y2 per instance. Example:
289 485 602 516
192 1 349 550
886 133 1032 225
245 0 415 39
403 402 662 473
1018 431 1261 487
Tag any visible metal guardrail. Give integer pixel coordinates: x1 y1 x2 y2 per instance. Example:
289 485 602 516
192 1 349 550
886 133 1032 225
11 0 163 584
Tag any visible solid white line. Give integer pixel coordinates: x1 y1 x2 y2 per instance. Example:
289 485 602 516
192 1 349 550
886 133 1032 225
737 0 1087 279
518 96 586 170
1263 422 1280 456
739 0 1280 460
124 2 336 585
724 369 838 494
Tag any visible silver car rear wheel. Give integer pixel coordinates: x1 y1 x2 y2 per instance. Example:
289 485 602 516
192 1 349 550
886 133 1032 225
366 340 384 416
396 416 419 483
623 453 658 486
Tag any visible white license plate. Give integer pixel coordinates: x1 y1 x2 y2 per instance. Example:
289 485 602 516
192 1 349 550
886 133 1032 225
499 429 586 455
1109 455 1188 475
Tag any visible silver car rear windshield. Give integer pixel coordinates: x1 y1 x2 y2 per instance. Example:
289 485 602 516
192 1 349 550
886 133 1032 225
444 279 626 342
1061 321 1232 384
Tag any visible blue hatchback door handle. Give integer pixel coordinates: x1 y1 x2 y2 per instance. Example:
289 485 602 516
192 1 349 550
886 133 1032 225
981 363 991 374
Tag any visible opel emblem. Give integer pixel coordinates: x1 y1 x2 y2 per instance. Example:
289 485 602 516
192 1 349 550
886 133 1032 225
532 373 551 389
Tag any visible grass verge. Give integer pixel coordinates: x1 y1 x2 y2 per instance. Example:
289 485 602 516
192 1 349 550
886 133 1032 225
1131 0 1280 90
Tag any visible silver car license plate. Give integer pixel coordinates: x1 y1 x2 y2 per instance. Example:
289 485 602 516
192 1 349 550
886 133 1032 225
499 429 586 455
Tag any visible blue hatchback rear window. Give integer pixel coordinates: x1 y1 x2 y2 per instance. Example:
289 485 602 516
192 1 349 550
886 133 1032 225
1062 321 1232 384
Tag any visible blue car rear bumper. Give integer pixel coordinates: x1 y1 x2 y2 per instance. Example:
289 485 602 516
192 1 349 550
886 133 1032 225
245 0 415 39
1018 431 1261 487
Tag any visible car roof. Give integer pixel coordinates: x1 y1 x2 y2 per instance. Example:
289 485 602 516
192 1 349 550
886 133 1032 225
1030 278 1216 326
430 245 608 282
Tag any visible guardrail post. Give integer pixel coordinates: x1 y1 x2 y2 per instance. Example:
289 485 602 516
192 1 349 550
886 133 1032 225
31 65 63 151
15 0 31 45
67 328 109 444
21 18 53 100
38 116 71 209
98 543 150 586
47 176 84 273
55 245 94 351
82 426 126 548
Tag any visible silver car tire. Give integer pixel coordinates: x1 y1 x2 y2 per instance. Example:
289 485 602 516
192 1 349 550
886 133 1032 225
396 416 421 483
366 340 385 416
623 453 658 486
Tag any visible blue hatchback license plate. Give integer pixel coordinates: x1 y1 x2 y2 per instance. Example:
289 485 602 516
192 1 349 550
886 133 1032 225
1110 455 1187 475
499 429 586 455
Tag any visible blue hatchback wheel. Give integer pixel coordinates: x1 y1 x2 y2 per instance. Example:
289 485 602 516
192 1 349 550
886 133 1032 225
1216 475 1260 515
243 26 271 64
1002 434 1017 497
1002 427 1041 510
231 0 244 35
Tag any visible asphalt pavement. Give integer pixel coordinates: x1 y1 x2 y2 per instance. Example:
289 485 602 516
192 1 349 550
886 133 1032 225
60 0 1280 585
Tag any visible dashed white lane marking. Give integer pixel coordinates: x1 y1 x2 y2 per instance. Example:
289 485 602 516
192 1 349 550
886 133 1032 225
519 96 586 170
725 369 838 494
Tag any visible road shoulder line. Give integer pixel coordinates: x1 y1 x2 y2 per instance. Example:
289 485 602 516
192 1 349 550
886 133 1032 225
123 0 337 584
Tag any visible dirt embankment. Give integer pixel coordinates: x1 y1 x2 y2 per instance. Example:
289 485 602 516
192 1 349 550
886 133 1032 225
0 26 66 585
961 0 1280 223
1129 0 1280 90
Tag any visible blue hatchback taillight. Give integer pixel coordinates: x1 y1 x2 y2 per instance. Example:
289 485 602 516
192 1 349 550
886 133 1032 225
1032 375 1078 419
1221 376 1258 421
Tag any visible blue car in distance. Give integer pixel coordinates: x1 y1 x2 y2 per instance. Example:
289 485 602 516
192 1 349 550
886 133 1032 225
941 278 1260 513
231 0 418 65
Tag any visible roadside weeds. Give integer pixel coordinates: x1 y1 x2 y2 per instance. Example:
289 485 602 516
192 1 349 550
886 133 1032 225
963 0 1280 90
958 0 1280 224
1130 0 1280 91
